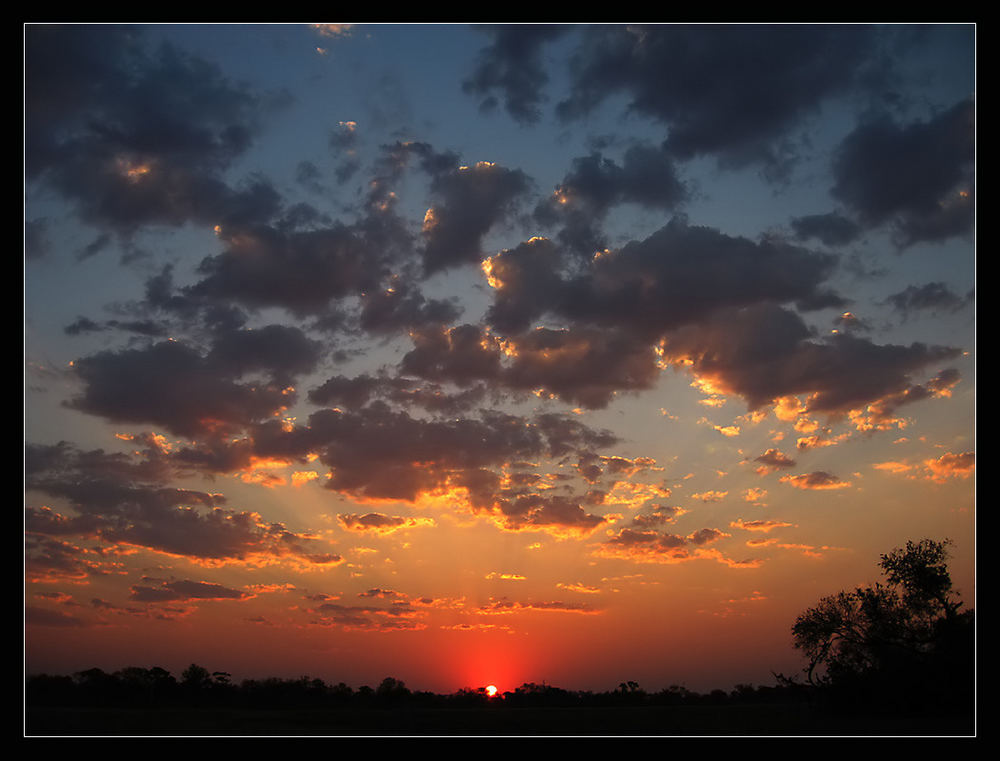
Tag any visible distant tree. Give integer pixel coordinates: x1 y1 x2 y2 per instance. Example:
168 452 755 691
181 663 212 690
614 680 645 704
791 539 973 713
374 676 411 706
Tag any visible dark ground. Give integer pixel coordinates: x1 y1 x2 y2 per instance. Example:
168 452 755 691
25 703 975 737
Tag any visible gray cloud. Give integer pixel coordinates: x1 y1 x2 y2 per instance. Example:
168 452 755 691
660 303 962 414
831 98 975 246
884 282 974 316
26 24 286 237
462 24 570 124
556 24 890 179
484 218 843 341
790 212 864 247
533 143 688 256
67 330 318 438
129 579 249 603
421 160 533 274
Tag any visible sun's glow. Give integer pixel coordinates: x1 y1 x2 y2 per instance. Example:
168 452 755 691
485 684 498 697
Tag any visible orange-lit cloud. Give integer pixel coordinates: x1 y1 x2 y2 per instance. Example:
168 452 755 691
691 490 727 503
591 526 737 565
923 451 975 482
311 23 354 38
556 582 602 594
873 460 913 475
745 537 841 558
872 451 975 483
485 572 526 581
779 471 852 490
338 513 436 535
730 518 794 533
602 480 672 509
476 597 602 615
796 430 852 451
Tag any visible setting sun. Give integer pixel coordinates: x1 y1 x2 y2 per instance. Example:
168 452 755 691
485 684 498 698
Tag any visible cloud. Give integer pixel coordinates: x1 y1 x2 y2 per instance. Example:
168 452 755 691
753 448 796 475
25 442 341 567
873 460 913 476
923 451 975 482
485 218 842 342
501 326 662 409
476 597 601 615
311 24 354 39
310 373 489 416
399 321 655 410
691 490 728 503
790 212 863 247
629 506 686 527
25 24 285 237
358 277 462 334
872 450 975 483
730 518 793 533
481 236 568 334
659 303 962 414
848 368 962 432
191 221 396 319
556 25 890 178
309 601 426 631
884 282 974 316
207 324 323 384
462 24 570 124
66 335 311 439
420 160 533 274
488 493 610 538
25 534 113 583
831 98 975 246
592 525 737 565
129 578 249 603
400 323 505 388
250 404 617 520
533 144 688 255
779 471 852 490
338 513 436 534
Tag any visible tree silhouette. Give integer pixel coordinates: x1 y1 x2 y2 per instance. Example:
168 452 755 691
791 538 973 714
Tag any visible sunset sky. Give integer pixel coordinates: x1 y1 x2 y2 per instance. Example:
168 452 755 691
25 23 975 696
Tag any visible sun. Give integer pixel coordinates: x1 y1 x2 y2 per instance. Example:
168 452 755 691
485 684 498 698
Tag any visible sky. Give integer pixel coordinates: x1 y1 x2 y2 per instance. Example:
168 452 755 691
24 23 975 696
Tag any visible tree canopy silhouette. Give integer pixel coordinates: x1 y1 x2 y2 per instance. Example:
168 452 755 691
791 538 973 714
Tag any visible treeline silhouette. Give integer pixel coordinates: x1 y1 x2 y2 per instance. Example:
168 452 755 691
26 665 808 711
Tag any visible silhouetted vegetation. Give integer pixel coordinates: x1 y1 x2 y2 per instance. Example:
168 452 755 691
26 666 806 714
24 539 974 735
789 538 974 717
